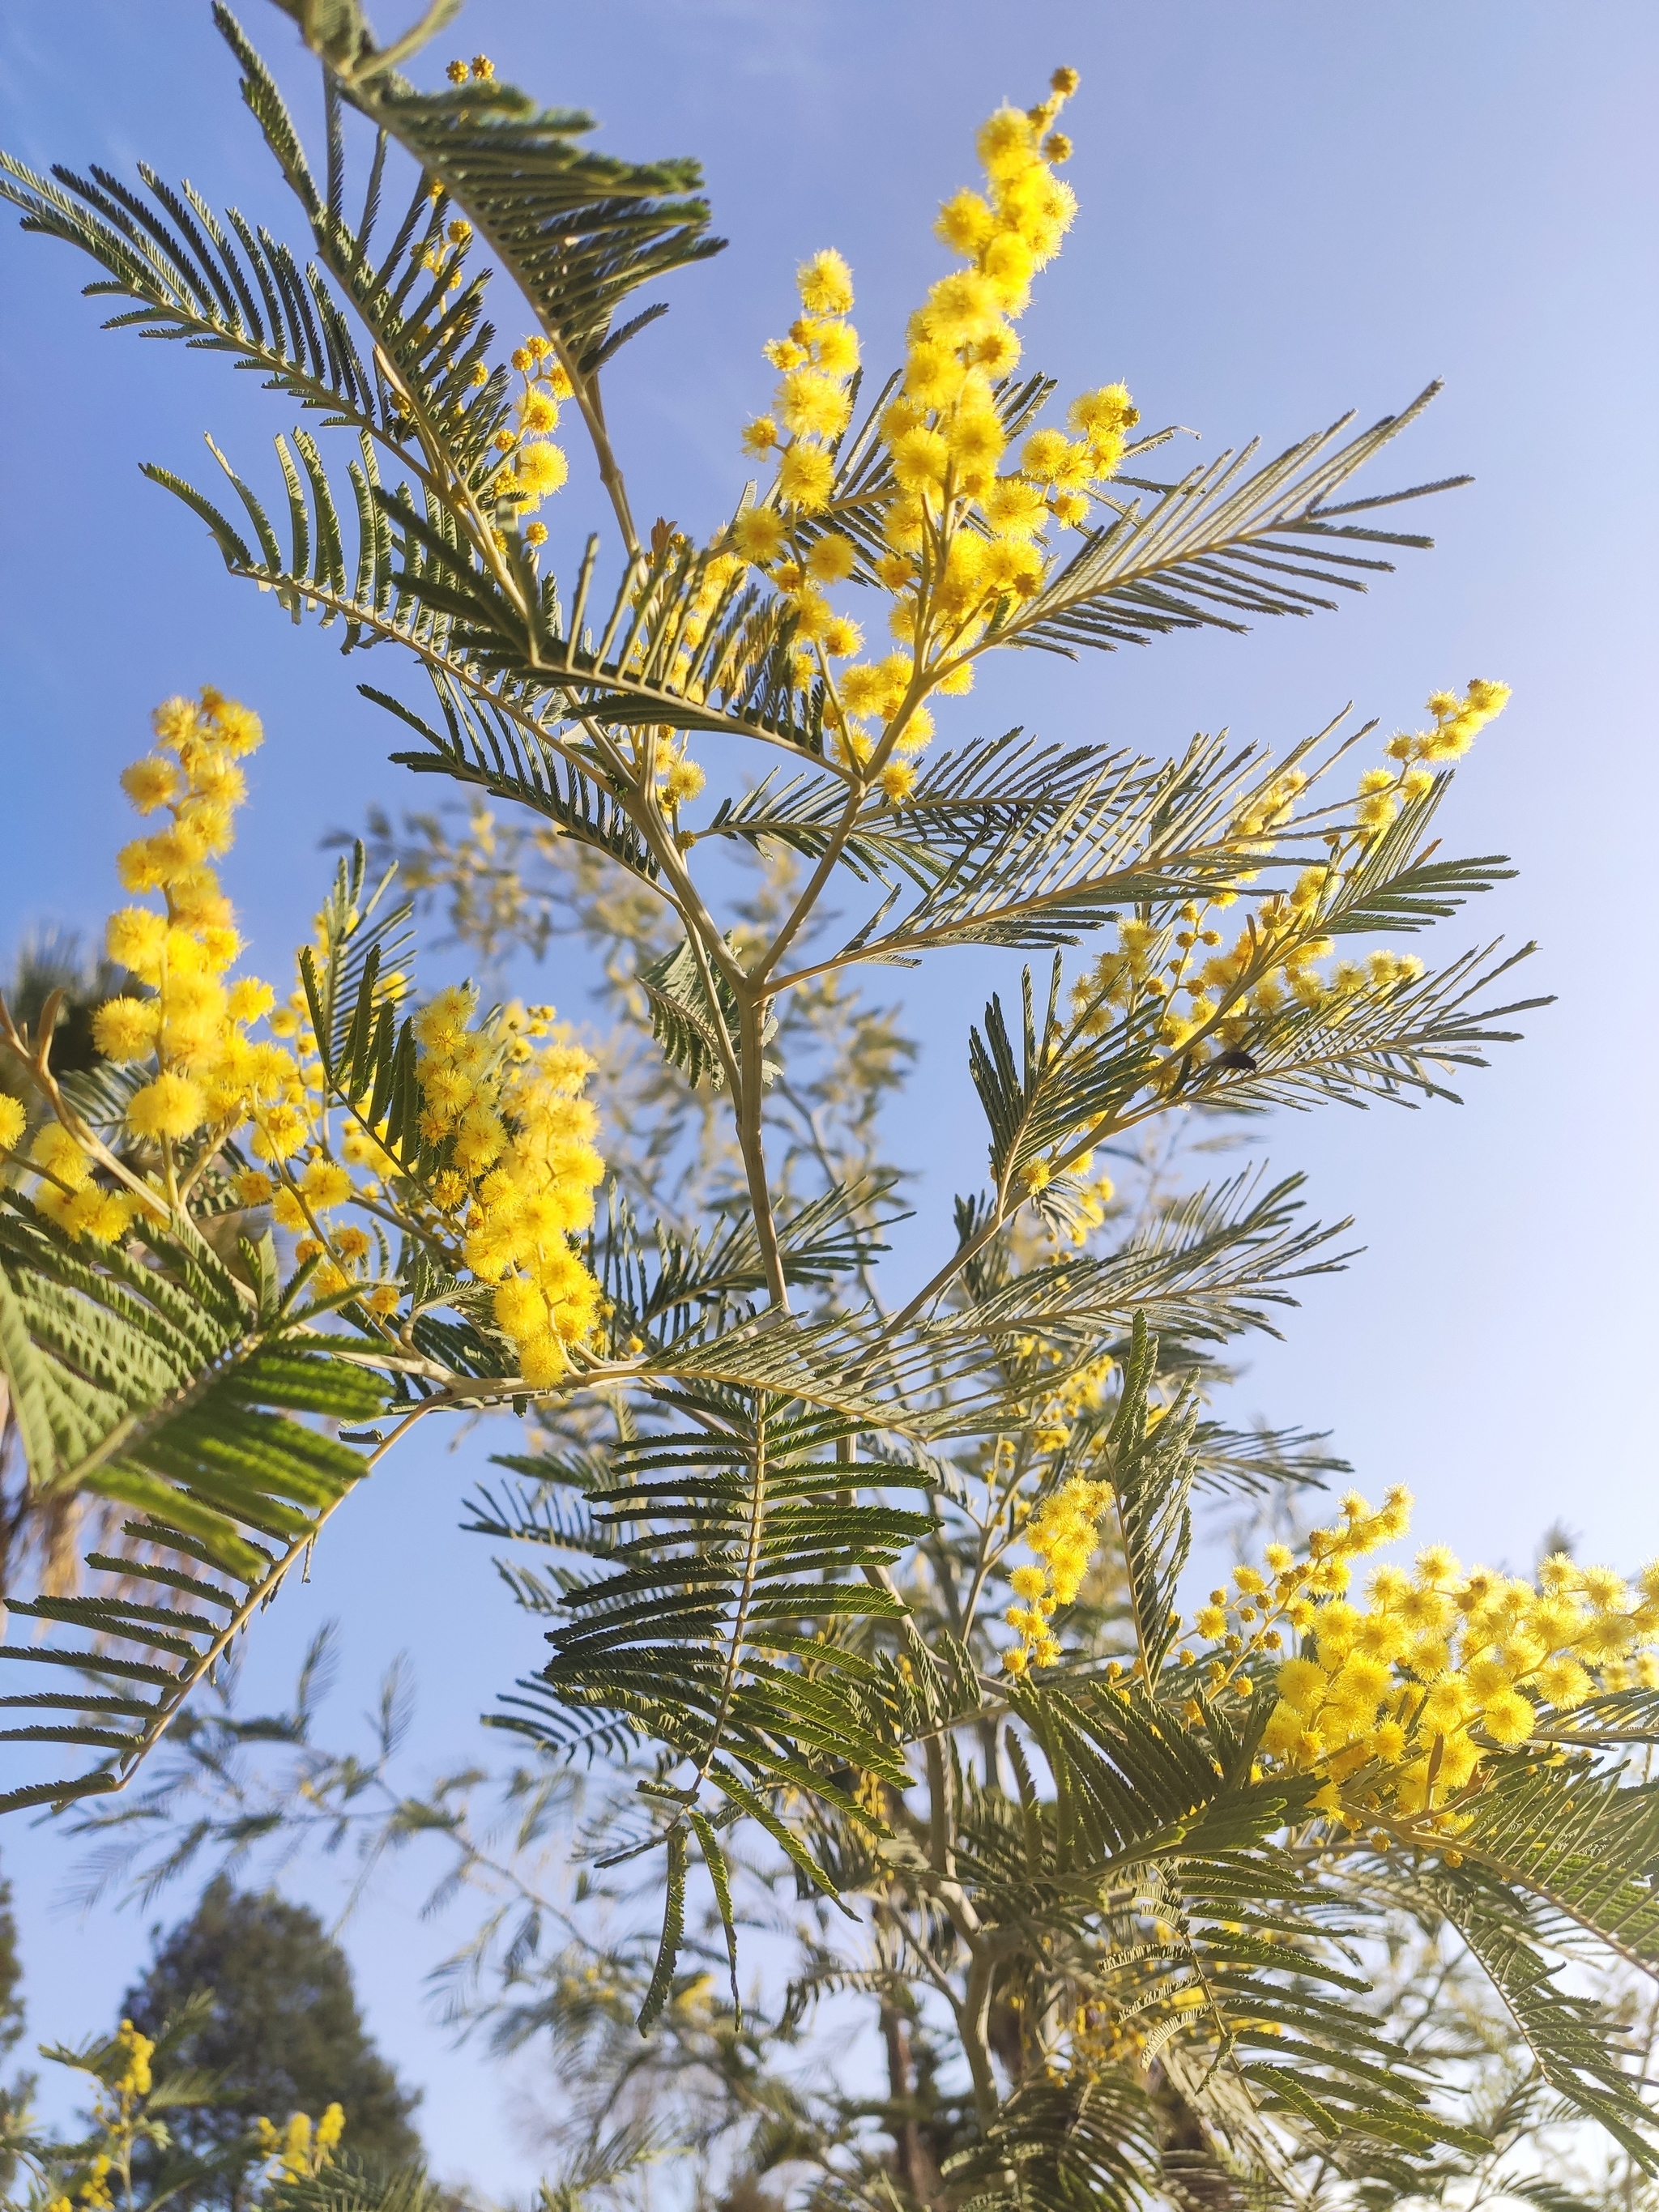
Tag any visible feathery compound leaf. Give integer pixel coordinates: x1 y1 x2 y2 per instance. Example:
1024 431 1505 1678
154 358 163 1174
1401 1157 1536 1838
689 1808 742 2020
265 2159 454 2212
1011 1683 1302 1884
1006 385 1468 655
367 669 660 887
1105 1315 1196 1680
501 1402 931 1808
698 730 1143 897
1534 1683 1659 1747
943 2069 1159 2212
636 1820 688 2031
636 932 774 1093
593 1181 893 1345
1427 1856 1659 2166
0 1198 387 1811
607 1174 1341 1445
297 837 414 1092
792 732 1273 978
1451 1757 1659 1968
329 74 720 376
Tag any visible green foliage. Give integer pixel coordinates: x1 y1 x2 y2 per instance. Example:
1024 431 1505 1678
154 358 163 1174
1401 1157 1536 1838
0 1203 388 1812
262 0 723 379
262 2159 452 2212
124 1877 422 2197
0 1864 19 2069
1 5 1653 2206
4 1993 240 2212
1 931 131 1603
0 1853 23 2197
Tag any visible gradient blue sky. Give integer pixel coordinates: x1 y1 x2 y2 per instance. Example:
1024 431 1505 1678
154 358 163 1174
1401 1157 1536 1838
2 0 1656 2194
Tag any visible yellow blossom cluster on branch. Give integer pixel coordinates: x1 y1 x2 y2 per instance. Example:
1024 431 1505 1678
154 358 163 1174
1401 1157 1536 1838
41 2020 154 2212
99 688 295 1149
717 70 1148 805
1068 677 1510 1077
999 1453 1659 1836
418 209 474 296
242 965 605 1347
1189 1491 1659 1831
2 691 608 1384
109 2019 152 2099
1004 1473 1117 1673
414 983 607 1381
1018 1145 1117 1250
254 2103 344 2183
1366 675 1512 829
4 688 301 1238
492 330 573 533
241 923 605 1345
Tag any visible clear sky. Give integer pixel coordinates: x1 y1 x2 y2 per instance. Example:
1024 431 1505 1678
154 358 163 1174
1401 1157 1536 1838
1 0 1656 2196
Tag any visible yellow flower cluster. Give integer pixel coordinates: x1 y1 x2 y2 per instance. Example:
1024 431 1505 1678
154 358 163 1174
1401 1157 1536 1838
1018 1146 1116 1247
1004 1474 1116 1673
1191 1492 1659 1831
64 2159 111 2212
1365 676 1513 831
1068 679 1511 1077
418 211 474 296
998 1341 1120 1461
16 1121 137 1243
254 2103 344 2182
727 248 868 695
10 690 305 1239
720 72 1144 806
491 330 573 530
656 733 710 809
111 2018 152 2099
7 691 608 1388
399 985 606 1383
1073 899 1426 1064
229 906 407 1303
41 2020 156 2212
247 968 605 1353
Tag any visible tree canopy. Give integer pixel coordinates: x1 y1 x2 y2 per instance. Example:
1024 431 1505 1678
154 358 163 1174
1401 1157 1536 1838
124 1878 421 2202
0 3 1655 2205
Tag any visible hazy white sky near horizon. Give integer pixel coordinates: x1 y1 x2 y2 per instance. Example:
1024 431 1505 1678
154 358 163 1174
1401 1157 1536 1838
1 0 1656 2194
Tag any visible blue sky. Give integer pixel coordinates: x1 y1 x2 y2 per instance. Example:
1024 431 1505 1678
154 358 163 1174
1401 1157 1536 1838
1 0 1656 2195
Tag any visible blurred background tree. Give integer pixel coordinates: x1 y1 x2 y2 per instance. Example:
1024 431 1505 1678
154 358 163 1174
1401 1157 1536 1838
123 1878 422 2207
0 1852 26 2197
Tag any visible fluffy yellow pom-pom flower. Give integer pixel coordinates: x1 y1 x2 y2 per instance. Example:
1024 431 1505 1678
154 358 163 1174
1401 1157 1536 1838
777 445 835 512
301 1159 352 1210
796 249 854 317
805 532 856 585
731 506 787 565
128 1072 207 1141
119 757 182 815
92 996 162 1062
513 441 569 502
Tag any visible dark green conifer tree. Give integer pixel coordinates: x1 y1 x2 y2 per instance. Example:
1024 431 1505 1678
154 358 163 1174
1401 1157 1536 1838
124 1878 421 2206
0 1851 25 2195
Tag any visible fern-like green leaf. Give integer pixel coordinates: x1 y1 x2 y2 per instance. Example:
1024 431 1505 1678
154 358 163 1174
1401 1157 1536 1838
1004 384 1467 654
496 1400 931 1818
0 1199 387 1811
294 19 723 374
